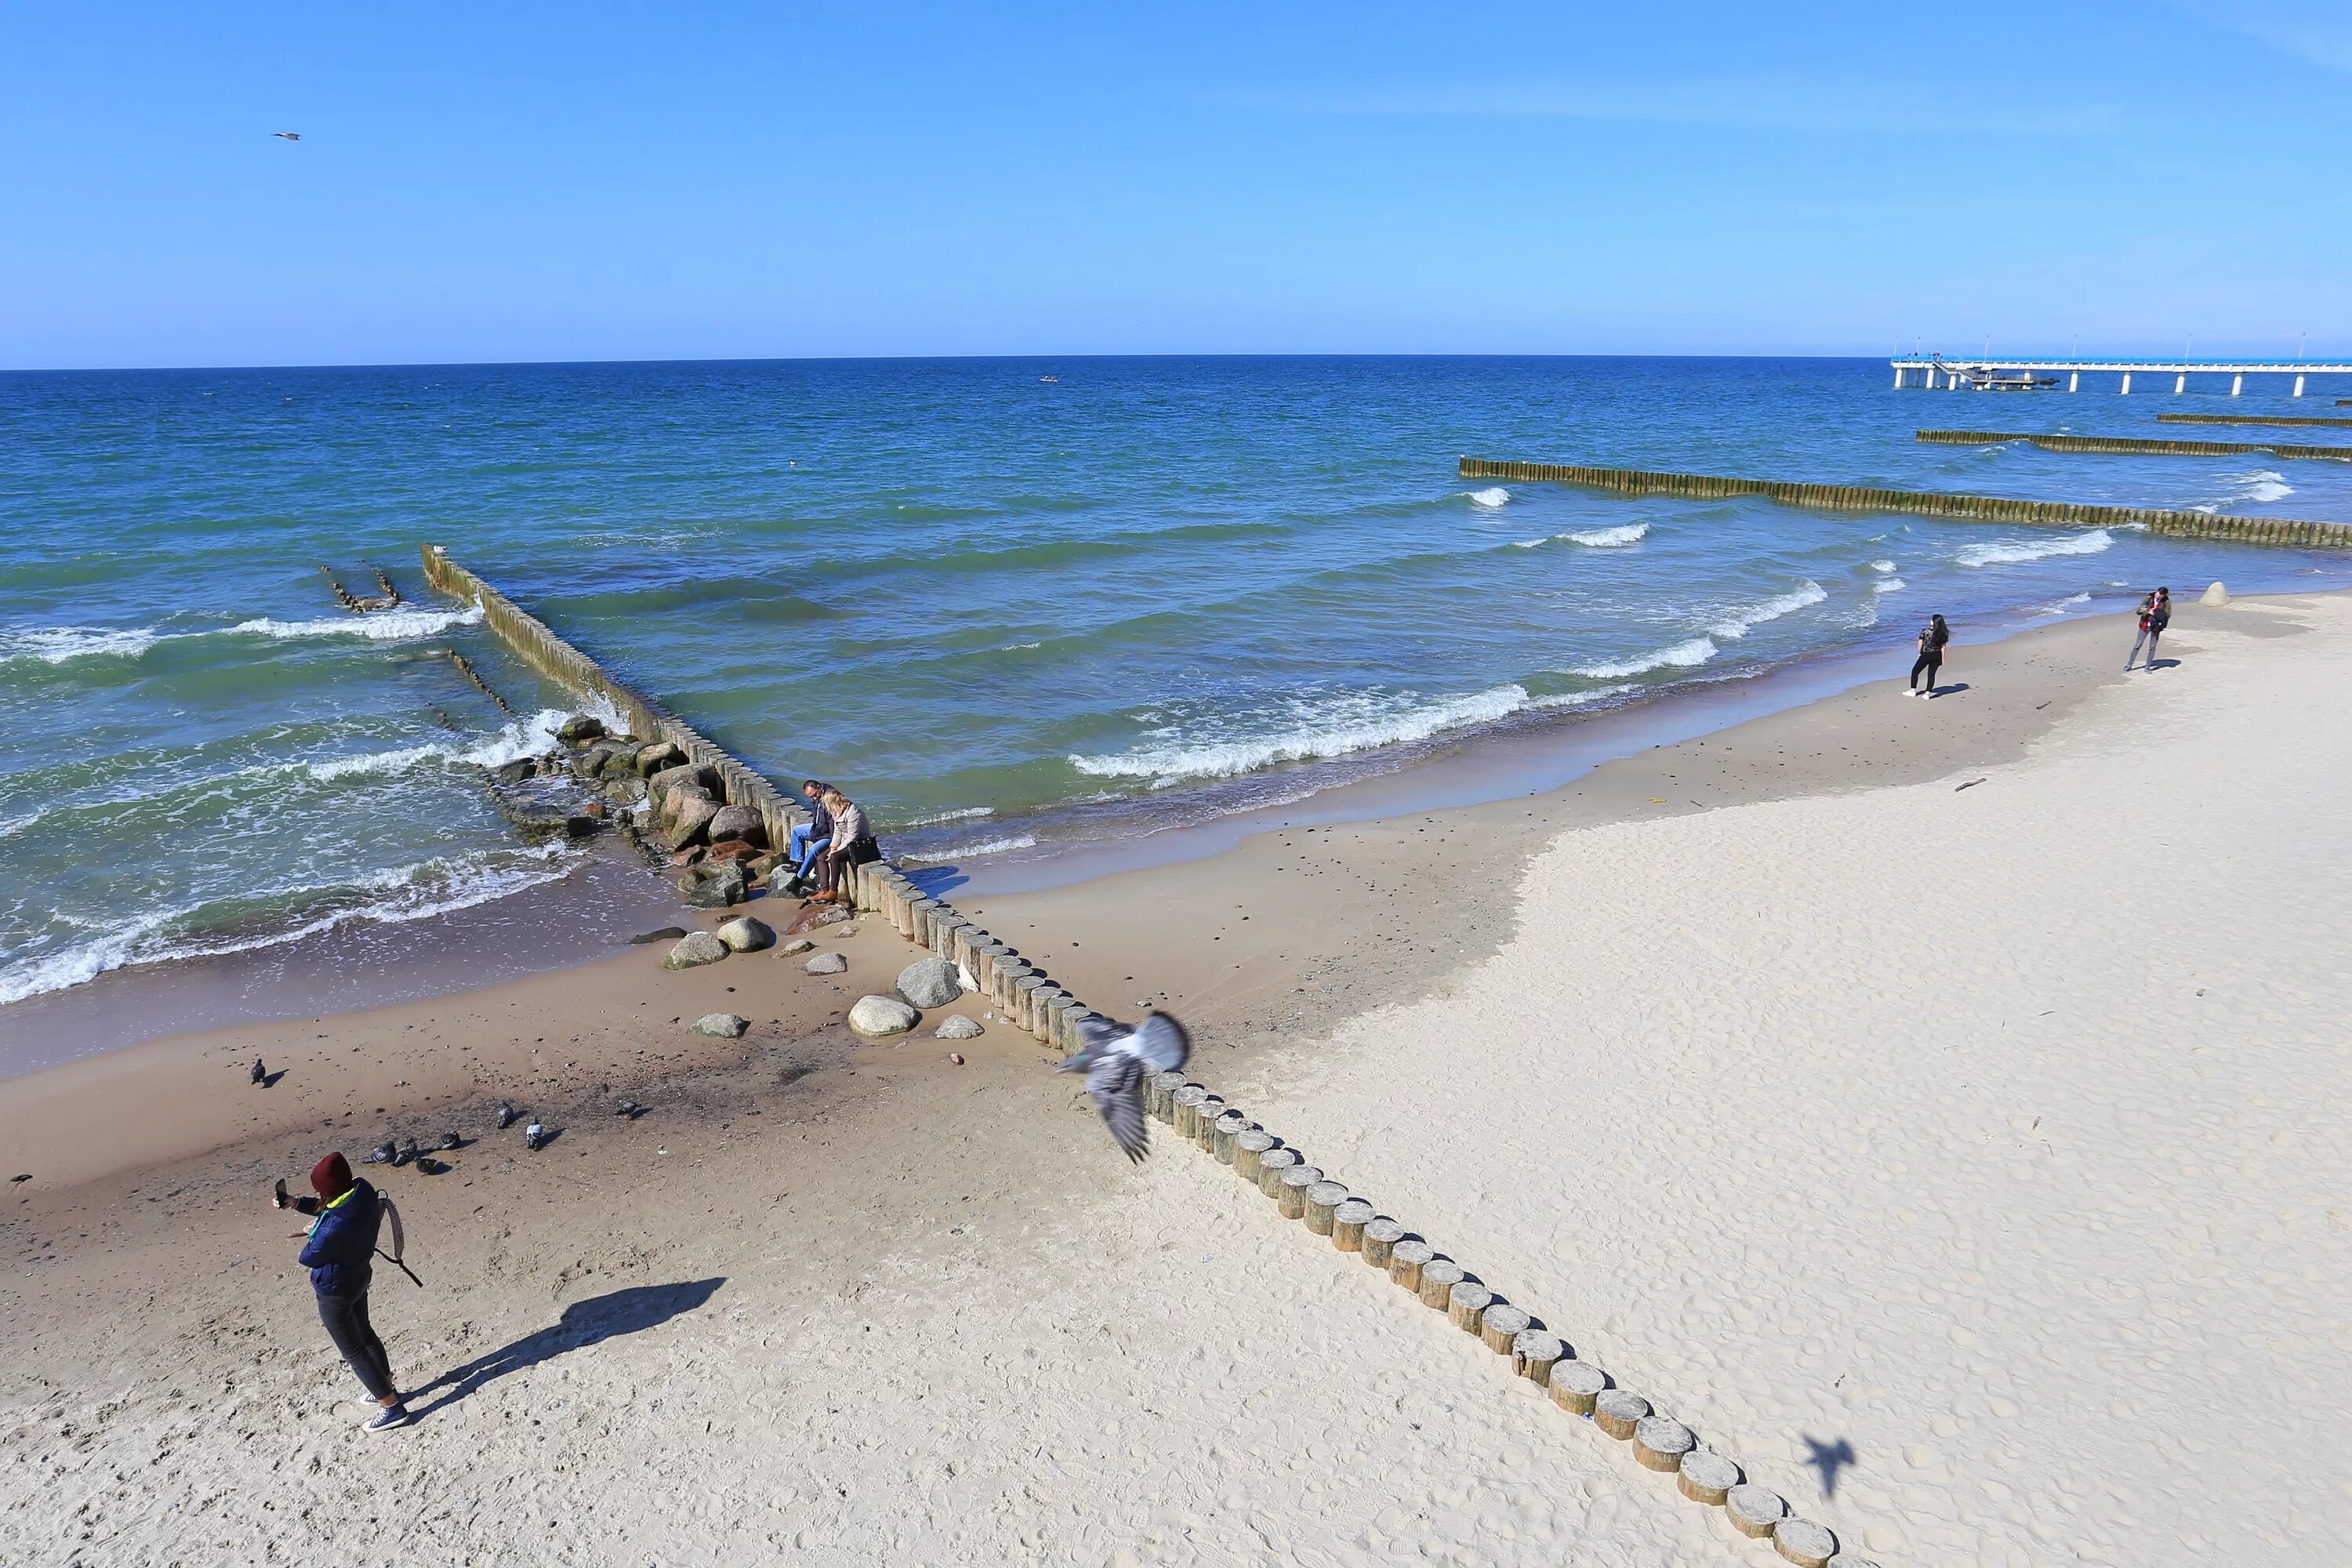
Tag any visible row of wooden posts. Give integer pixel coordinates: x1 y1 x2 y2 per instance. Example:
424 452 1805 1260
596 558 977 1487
418 543 1873 1566
1456 458 2352 551
1915 428 2352 463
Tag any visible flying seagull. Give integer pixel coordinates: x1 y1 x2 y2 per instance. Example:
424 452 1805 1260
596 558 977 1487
273 132 301 141
1056 1011 1190 1163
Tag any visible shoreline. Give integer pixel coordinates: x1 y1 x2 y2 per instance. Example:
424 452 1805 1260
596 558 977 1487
0 584 2197 1071
5 588 2344 1564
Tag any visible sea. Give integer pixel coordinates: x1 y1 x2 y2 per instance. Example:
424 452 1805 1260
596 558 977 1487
4 354 2348 1019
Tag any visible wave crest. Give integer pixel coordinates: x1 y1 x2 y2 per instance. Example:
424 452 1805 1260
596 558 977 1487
1569 637 1719 679
1708 580 1826 639
1069 684 1531 783
231 606 486 642
0 626 163 666
1465 487 1511 508
1957 529 2114 568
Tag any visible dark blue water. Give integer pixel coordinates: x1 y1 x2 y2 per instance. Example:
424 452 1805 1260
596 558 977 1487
3 355 2345 1004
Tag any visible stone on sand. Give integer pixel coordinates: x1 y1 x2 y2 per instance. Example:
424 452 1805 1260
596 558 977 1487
2202 581 2230 606
717 916 774 953
804 950 848 975
779 938 814 955
848 995 920 1037
661 931 728 970
681 863 747 908
935 1014 984 1040
691 1013 750 1038
896 956 963 1009
784 903 851 937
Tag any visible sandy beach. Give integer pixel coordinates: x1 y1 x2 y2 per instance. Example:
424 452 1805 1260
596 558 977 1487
5 591 2348 1566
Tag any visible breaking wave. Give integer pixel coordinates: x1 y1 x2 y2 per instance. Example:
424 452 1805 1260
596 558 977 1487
1570 637 1719 679
303 709 568 782
1466 487 1511 508
904 833 1038 862
0 626 164 666
1068 683 1533 782
230 606 486 641
1957 529 2114 568
1708 580 1826 639
1872 577 1907 594
1566 523 1649 547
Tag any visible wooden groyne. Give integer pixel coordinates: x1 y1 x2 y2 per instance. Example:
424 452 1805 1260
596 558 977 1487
2157 413 2352 430
1458 458 2352 550
1917 429 2352 463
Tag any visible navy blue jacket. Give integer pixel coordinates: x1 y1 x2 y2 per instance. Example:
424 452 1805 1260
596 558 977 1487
298 1178 381 1296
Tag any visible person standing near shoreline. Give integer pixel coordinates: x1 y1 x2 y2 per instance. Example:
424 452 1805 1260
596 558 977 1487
285 1152 412 1432
2126 587 2171 672
1908 613 1950 698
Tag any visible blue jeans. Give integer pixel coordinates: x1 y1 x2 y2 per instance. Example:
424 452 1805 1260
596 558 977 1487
787 824 825 880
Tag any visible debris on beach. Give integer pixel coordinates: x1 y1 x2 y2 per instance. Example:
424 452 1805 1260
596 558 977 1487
1956 778 1987 792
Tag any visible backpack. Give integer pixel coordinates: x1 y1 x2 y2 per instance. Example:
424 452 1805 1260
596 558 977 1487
376 1198 423 1287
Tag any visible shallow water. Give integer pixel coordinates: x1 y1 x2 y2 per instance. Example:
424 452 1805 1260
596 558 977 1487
3 354 2346 1006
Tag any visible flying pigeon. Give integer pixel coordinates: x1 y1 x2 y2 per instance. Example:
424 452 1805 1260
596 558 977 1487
495 1101 521 1129
273 132 300 141
524 1120 550 1151
249 1058 266 1085
1055 1011 1190 1163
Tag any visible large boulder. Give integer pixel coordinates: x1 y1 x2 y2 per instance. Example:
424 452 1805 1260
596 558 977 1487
664 796 722 851
2201 581 2230 606
645 764 702 812
896 956 963 1010
707 804 762 847
557 714 605 745
717 916 774 953
661 931 728 970
681 862 748 908
804 950 848 975
848 995 920 1037
935 1014 984 1040
691 1013 750 1038
488 757 535 788
633 740 684 776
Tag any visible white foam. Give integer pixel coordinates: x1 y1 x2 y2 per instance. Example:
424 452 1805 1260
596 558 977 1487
1957 529 2114 568
2031 592 2093 615
1873 577 1907 594
230 605 486 642
1566 523 1649 547
908 833 1038 862
304 709 566 782
1569 637 1719 679
1529 682 1641 710
0 626 163 666
0 844 574 1006
1069 684 1532 782
2230 470 2293 504
898 805 996 827
1708 580 1827 639
1466 487 1512 508
1870 559 1898 573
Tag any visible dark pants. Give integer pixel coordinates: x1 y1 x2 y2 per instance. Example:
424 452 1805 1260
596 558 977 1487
318 1288 397 1403
816 836 878 897
1910 653 1941 691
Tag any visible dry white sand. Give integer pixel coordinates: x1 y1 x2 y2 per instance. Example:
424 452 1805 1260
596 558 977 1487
6 593 2347 1566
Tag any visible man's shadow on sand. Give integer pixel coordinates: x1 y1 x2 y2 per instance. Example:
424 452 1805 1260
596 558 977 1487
407 1278 725 1419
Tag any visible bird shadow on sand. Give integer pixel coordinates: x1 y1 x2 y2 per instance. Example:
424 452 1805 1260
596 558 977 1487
405 1278 726 1420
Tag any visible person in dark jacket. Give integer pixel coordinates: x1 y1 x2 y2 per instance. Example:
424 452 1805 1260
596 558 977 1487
1907 613 1951 697
786 779 835 891
2126 586 2171 672
290 1152 412 1431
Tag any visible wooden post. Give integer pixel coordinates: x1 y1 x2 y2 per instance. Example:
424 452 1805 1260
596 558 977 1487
1446 1281 1493 1334
1171 1086 1210 1138
1149 1073 1189 1123
1233 1129 1276 1181
1387 1240 1433 1293
1255 1148 1301 1196
1361 1218 1404 1268
1593 1389 1651 1439
1677 1450 1741 1506
1303 1181 1348 1234
1771 1518 1838 1568
1189 1095 1225 1149
1417 1259 1465 1309
1634 1416 1695 1472
1549 1360 1608 1415
1510 1330 1563 1384
1330 1198 1374 1251
1479 1303 1531 1354
1276 1164 1323 1219
1725 1485 1788 1540
1211 1112 1251 1163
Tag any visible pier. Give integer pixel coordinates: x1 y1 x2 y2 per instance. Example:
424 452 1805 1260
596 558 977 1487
1457 458 2352 549
1891 354 2352 397
1917 430 2352 463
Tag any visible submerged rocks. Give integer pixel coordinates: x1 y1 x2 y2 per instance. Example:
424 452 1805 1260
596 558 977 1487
489 757 535 788
848 995 920 1037
784 903 851 937
661 931 728 970
691 1012 750 1038
935 1014 984 1040
804 949 848 975
627 926 689 946
717 915 774 953
896 956 963 1010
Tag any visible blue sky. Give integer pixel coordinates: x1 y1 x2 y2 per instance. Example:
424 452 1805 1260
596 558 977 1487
2 2 2347 368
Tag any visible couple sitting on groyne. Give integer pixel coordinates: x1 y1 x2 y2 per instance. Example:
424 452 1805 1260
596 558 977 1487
785 778 880 904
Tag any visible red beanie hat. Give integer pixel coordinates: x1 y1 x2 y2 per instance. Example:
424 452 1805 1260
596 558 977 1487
310 1151 354 1201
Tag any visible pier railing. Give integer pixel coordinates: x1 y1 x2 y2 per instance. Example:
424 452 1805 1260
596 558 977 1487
1457 459 2352 550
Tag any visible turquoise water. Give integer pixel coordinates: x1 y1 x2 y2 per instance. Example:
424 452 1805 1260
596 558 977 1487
4 355 2347 1007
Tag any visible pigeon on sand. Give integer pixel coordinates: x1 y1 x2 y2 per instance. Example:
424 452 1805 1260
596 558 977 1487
1055 1011 1190 1163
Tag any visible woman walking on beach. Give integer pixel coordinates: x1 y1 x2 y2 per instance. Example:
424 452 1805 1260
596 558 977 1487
811 786 880 903
2126 587 2171 672
1908 613 1950 698
286 1152 412 1432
